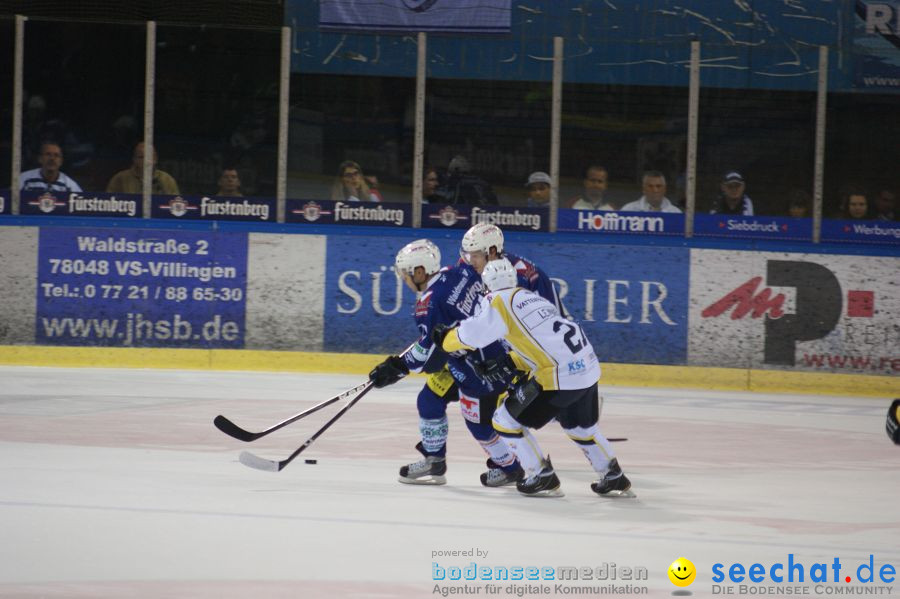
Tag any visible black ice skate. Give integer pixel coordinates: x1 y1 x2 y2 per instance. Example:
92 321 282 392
399 442 447 485
480 459 524 487
515 457 564 498
591 458 635 498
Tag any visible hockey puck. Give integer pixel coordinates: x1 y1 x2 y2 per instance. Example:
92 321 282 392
304 459 318 464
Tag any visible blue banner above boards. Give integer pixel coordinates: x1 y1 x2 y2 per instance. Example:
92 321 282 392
557 209 685 236
285 199 411 227
422 204 548 232
152 195 275 222
693 214 813 241
821 218 900 244
319 0 512 34
20 191 143 218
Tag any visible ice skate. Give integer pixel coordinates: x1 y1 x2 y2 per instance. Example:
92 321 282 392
515 457 564 498
591 458 635 498
480 459 524 487
399 442 447 485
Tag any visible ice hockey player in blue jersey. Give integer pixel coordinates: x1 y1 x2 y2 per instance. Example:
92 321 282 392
459 223 566 315
368 239 525 487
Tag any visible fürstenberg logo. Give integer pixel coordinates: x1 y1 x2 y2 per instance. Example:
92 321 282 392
200 197 269 220
334 201 405 225
69 193 137 216
471 207 541 230
577 211 664 232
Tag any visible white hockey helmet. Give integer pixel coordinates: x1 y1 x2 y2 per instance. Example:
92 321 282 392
395 239 441 277
481 257 518 292
461 223 504 256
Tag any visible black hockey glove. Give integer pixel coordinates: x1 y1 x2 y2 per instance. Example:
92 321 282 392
887 398 900 445
369 355 410 389
470 353 518 385
506 376 542 419
430 323 453 348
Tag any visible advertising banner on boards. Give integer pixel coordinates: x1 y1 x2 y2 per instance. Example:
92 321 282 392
35 228 248 348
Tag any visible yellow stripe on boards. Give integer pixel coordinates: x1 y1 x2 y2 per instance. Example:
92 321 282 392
0 345 895 397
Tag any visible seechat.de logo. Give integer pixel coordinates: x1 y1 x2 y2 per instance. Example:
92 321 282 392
668 557 697 588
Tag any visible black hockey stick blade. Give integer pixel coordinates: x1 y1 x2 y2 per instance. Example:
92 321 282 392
214 381 370 442
239 382 376 472
609 437 628 442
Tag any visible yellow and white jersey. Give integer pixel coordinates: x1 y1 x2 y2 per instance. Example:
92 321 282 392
451 287 601 391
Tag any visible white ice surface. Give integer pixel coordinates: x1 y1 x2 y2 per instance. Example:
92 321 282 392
0 366 898 598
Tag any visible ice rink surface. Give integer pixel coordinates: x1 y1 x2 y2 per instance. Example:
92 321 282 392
0 366 898 599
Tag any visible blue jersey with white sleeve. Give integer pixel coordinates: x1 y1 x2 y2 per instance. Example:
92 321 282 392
401 262 507 397
505 251 566 316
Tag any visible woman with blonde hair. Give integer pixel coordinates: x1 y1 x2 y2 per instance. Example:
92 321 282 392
331 160 380 202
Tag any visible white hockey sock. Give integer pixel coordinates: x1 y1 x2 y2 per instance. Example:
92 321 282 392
420 416 448 455
563 424 615 474
493 404 546 476
478 434 516 468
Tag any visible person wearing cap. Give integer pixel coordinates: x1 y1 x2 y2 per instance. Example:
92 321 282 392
570 164 615 210
710 171 754 216
525 171 551 207
620 170 681 213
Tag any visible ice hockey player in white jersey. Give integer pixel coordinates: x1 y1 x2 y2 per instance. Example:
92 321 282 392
433 257 634 498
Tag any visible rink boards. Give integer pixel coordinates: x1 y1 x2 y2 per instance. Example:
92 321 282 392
0 222 897 394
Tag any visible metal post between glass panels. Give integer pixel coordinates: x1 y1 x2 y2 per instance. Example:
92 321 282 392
550 36 563 233
11 15 25 215
142 20 156 218
685 40 700 238
412 31 427 229
277 25 291 223
813 45 828 243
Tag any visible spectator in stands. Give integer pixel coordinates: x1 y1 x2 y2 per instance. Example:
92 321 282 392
438 155 498 205
19 141 82 193
620 170 682 213
525 171 551 208
106 142 180 194
874 188 896 221
331 160 380 202
709 171 754 216
422 166 444 204
215 167 243 197
786 189 811 218
364 174 385 202
837 189 870 220
570 164 613 210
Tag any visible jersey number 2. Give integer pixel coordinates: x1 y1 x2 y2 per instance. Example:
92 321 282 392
553 321 586 354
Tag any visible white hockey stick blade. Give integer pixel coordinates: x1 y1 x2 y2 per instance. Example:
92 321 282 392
239 451 280 472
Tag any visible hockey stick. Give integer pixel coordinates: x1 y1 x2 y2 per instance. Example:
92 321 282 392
239 381 376 472
213 380 370 442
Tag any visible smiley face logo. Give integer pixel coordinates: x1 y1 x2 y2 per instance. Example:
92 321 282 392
668 557 696 587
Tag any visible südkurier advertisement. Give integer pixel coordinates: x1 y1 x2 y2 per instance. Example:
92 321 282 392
323 233 689 364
